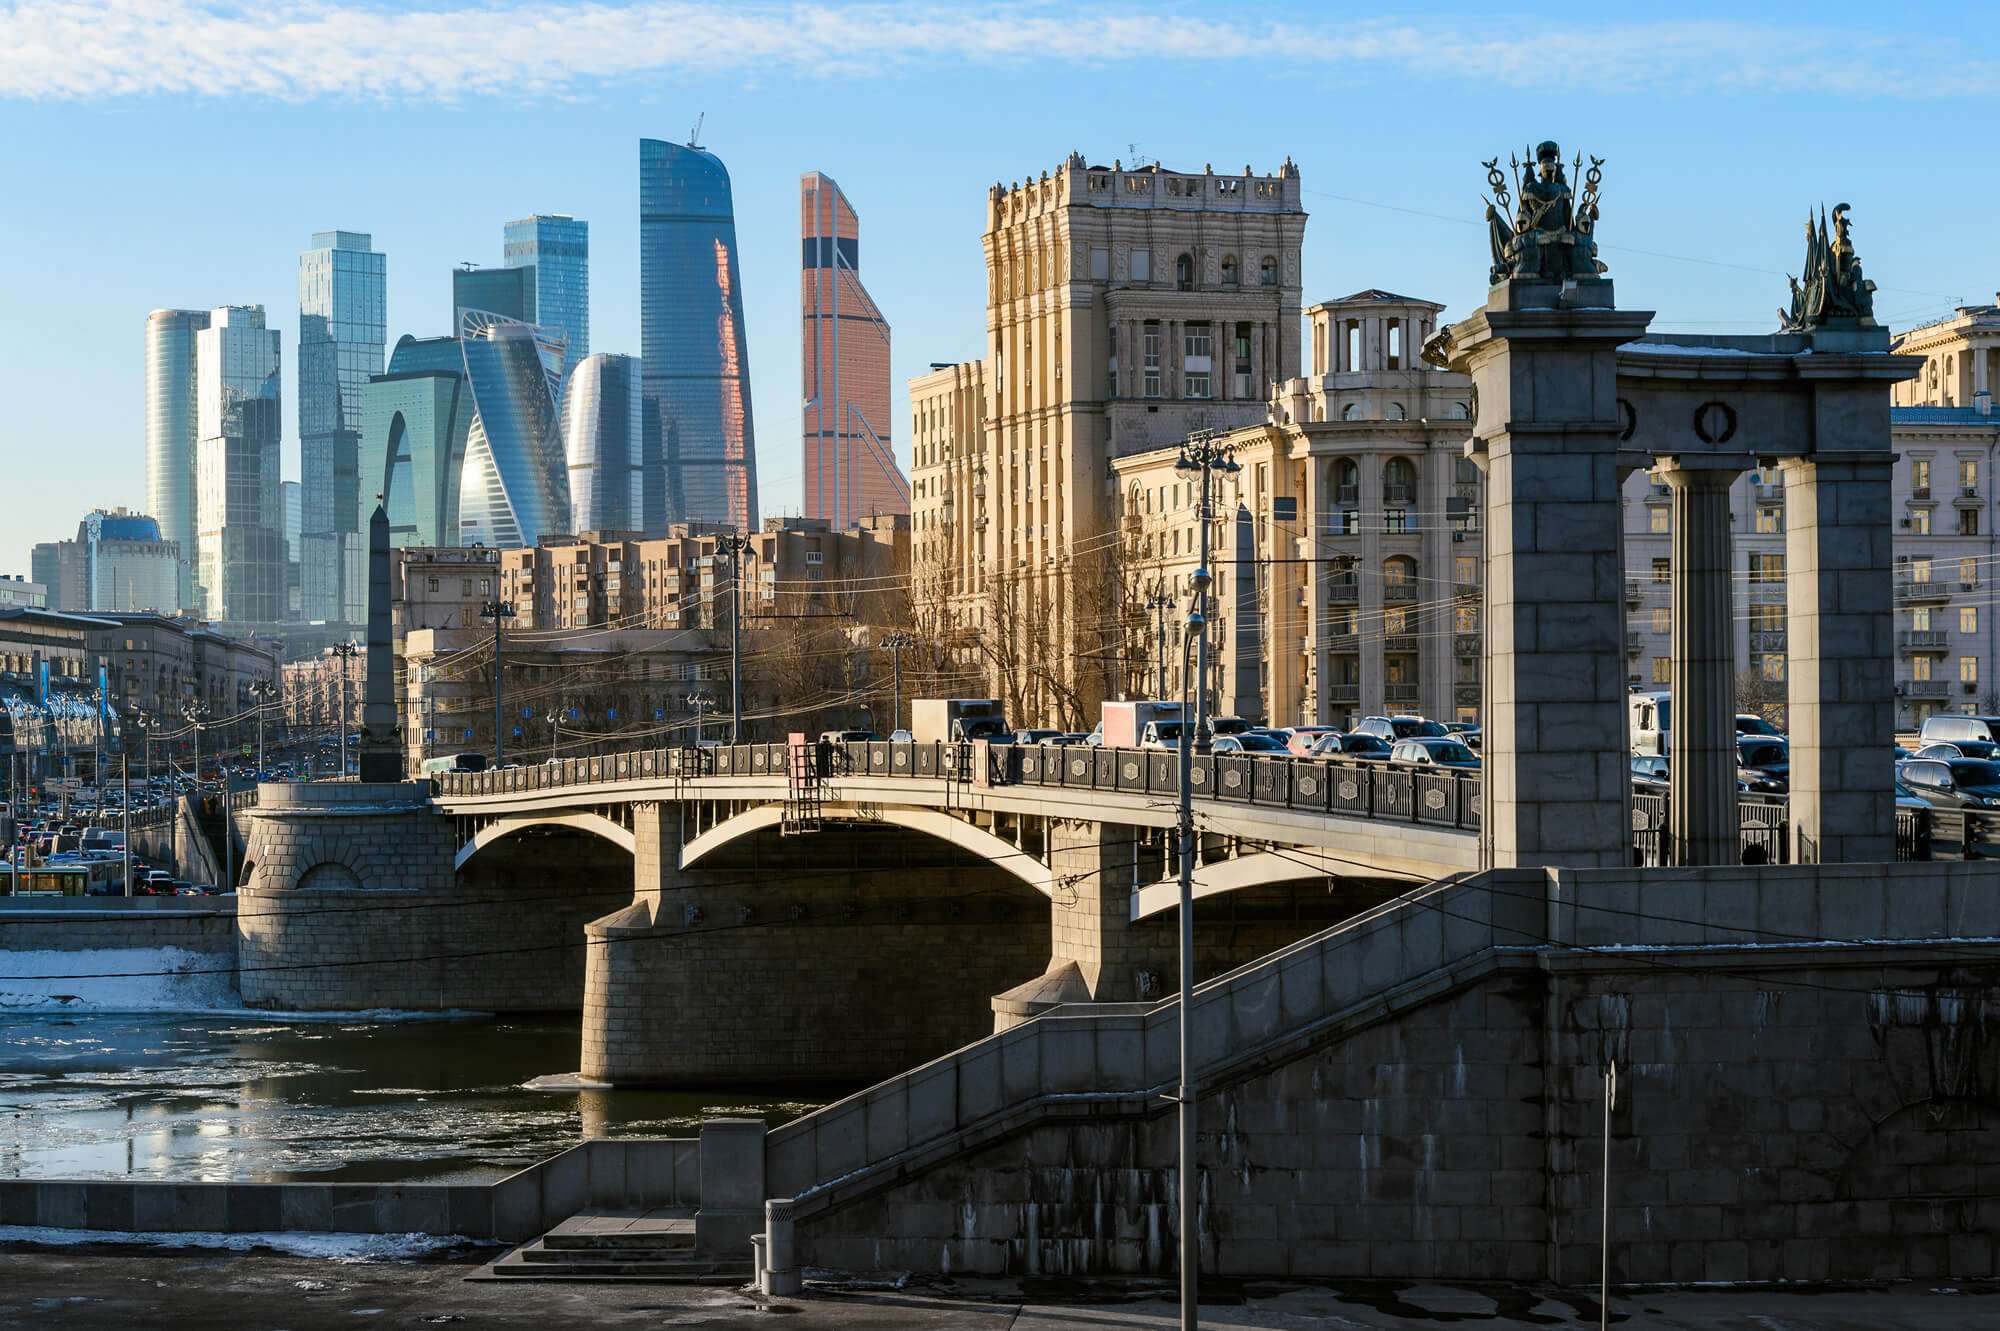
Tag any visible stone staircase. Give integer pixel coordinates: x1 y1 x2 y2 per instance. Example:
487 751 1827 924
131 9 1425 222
474 1207 751 1283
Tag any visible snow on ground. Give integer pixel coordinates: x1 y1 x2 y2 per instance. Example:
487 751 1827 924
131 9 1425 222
0 1225 486 1261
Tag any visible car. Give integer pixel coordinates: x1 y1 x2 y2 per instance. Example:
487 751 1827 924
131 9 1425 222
888 729 914 744
1631 755 1670 793
1082 723 1105 747
1283 726 1339 756
1895 780 1930 811
1015 729 1065 745
1390 737 1481 769
1899 757 2000 810
1917 741 2000 761
1737 737 1790 794
1039 733 1089 746
1919 714 2000 748
1352 715 1449 743
1139 720 1191 751
818 729 877 745
1207 716 1252 738
1211 733 1291 755
1307 732 1394 762
1735 714 1784 738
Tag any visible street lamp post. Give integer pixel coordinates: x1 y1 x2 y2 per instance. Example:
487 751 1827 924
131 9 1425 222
1145 584 1177 699
332 642 358 777
715 535 749 743
479 600 517 765
685 692 713 746
546 710 560 764
249 680 276 774
185 701 231 891
882 630 914 736
1170 429 1238 1330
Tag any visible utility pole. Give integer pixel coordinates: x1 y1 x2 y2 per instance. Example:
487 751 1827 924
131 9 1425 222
121 753 131 897
1171 428 1238 1331
249 680 274 774
1146 584 1176 699
546 709 561 763
686 692 713 745
714 535 749 743
480 600 517 764
882 630 913 735
332 642 357 777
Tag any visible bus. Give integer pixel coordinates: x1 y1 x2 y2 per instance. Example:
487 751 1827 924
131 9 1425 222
0 860 116 896
421 752 489 776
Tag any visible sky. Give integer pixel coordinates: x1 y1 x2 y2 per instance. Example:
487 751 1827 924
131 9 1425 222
4 0 1999 579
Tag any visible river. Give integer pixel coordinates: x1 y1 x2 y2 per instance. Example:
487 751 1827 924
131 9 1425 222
0 949 826 1183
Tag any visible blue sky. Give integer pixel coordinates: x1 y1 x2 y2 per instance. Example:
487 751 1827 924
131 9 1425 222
4 0 1998 578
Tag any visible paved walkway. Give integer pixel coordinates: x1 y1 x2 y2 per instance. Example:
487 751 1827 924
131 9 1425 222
1 1246 1997 1329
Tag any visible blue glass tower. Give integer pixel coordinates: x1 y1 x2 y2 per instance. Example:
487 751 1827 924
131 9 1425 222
299 230 387 625
639 138 759 534
456 312 571 550
505 214 589 372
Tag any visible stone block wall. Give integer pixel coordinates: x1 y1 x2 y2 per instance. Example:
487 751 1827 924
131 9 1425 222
0 903 237 956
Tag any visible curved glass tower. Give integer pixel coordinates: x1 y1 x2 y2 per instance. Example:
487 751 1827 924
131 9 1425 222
640 138 759 534
145 308 210 610
456 311 571 550
802 172 905 527
361 335 472 549
563 353 644 534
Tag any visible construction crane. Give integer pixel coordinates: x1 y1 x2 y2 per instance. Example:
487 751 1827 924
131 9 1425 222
688 112 704 149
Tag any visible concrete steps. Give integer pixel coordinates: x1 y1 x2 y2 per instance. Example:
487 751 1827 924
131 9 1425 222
471 1207 750 1284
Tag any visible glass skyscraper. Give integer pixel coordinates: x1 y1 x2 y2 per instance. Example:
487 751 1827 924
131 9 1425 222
453 264 534 327
195 305 285 625
640 138 759 534
801 172 905 528
145 308 210 611
361 335 473 549
562 353 644 534
505 214 589 372
299 231 387 626
457 312 571 550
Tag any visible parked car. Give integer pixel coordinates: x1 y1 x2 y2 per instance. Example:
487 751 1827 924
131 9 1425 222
1211 733 1291 755
1207 716 1252 738
1390 737 1480 769
1015 729 1066 745
1735 714 1784 738
1899 757 2000 810
1737 737 1791 794
818 729 877 745
1631 755 1670 793
1284 726 1339 756
1039 733 1089 746
1895 780 1930 810
1920 715 2000 748
1307 732 1394 762
888 729 914 743
1353 715 1449 743
1916 741 2000 762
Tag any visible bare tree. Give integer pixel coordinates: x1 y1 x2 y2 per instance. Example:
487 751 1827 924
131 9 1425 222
1735 667 1787 730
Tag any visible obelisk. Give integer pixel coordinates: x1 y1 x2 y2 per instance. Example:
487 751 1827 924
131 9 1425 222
357 502 403 782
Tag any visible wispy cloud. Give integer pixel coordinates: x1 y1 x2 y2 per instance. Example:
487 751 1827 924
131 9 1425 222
1 1 1992 102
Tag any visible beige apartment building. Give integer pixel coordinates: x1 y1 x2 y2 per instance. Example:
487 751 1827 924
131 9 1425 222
910 154 1307 727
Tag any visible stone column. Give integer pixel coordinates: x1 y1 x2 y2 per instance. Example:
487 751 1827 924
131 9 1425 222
1041 817 1171 1001
1442 280 1652 870
1784 453 1897 862
1662 459 1744 865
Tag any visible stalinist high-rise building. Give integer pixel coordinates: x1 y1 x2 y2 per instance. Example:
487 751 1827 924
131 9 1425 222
908 153 1306 725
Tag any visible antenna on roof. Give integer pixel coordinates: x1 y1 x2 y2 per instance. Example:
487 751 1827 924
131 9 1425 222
1127 141 1153 169
689 112 705 149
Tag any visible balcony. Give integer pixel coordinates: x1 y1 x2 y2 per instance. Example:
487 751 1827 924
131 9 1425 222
1897 580 1954 605
1329 583 1359 605
1383 582 1418 603
1336 485 1358 506
1899 630 1951 653
1454 581 1480 599
1911 486 1932 502
1905 679 1951 699
1383 636 1419 654
1624 580 1642 606
1329 632 1358 651
1383 485 1413 507
1384 683 1421 705
1626 632 1642 655
1330 684 1360 703
1755 481 1783 502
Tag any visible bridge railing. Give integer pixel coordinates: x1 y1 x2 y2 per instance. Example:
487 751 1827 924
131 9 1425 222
435 741 1485 834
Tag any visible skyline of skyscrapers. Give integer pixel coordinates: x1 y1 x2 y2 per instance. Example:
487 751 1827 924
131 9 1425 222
640 138 759 536
456 310 572 550
195 304 285 625
505 214 589 373
562 352 644 534
801 171 905 529
144 307 210 612
298 230 387 626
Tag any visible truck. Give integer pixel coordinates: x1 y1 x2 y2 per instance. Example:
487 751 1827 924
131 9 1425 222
1100 700 1186 750
1630 691 1669 755
910 699 1012 744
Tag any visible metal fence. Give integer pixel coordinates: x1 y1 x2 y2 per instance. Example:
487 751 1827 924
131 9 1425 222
436 741 1485 834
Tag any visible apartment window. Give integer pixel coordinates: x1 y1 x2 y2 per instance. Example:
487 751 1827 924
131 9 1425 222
1341 510 1360 534
1913 459 1932 490
1259 256 1278 286
1384 607 1409 634
1652 657 1671 684
1385 509 1408 534
1454 604 1478 634
1090 246 1109 280
1759 654 1785 682
1233 324 1252 397
805 550 823 564
1652 607 1670 633
1964 657 1981 684
1913 508 1931 535
1652 557 1670 583
1142 323 1162 397
1911 556 1933 583
1455 556 1476 585
1650 509 1670 534
1749 552 1786 583
1961 509 1981 536
1107 325 1117 381
1963 557 1980 584
1184 323 1212 361
1175 253 1194 290
1750 603 1784 632
1332 608 1357 635
1221 255 1239 286
1914 655 1933 681
1131 248 1151 282
1964 459 1980 489
1914 606 1933 631
1756 507 1782 534
427 577 439 592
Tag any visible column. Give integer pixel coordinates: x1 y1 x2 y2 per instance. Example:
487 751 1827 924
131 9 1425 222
1784 454 1896 862
1662 460 1743 865
1439 281 1650 870
1305 458 1330 724
1358 452 1385 718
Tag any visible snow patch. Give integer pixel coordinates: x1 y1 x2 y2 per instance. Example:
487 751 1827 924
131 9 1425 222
0 1225 487 1261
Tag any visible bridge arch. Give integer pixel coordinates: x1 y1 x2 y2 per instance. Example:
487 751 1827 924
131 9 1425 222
455 811 637 870
681 804 1053 898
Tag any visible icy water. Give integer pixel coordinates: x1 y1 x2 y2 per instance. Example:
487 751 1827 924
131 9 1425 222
0 949 825 1183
